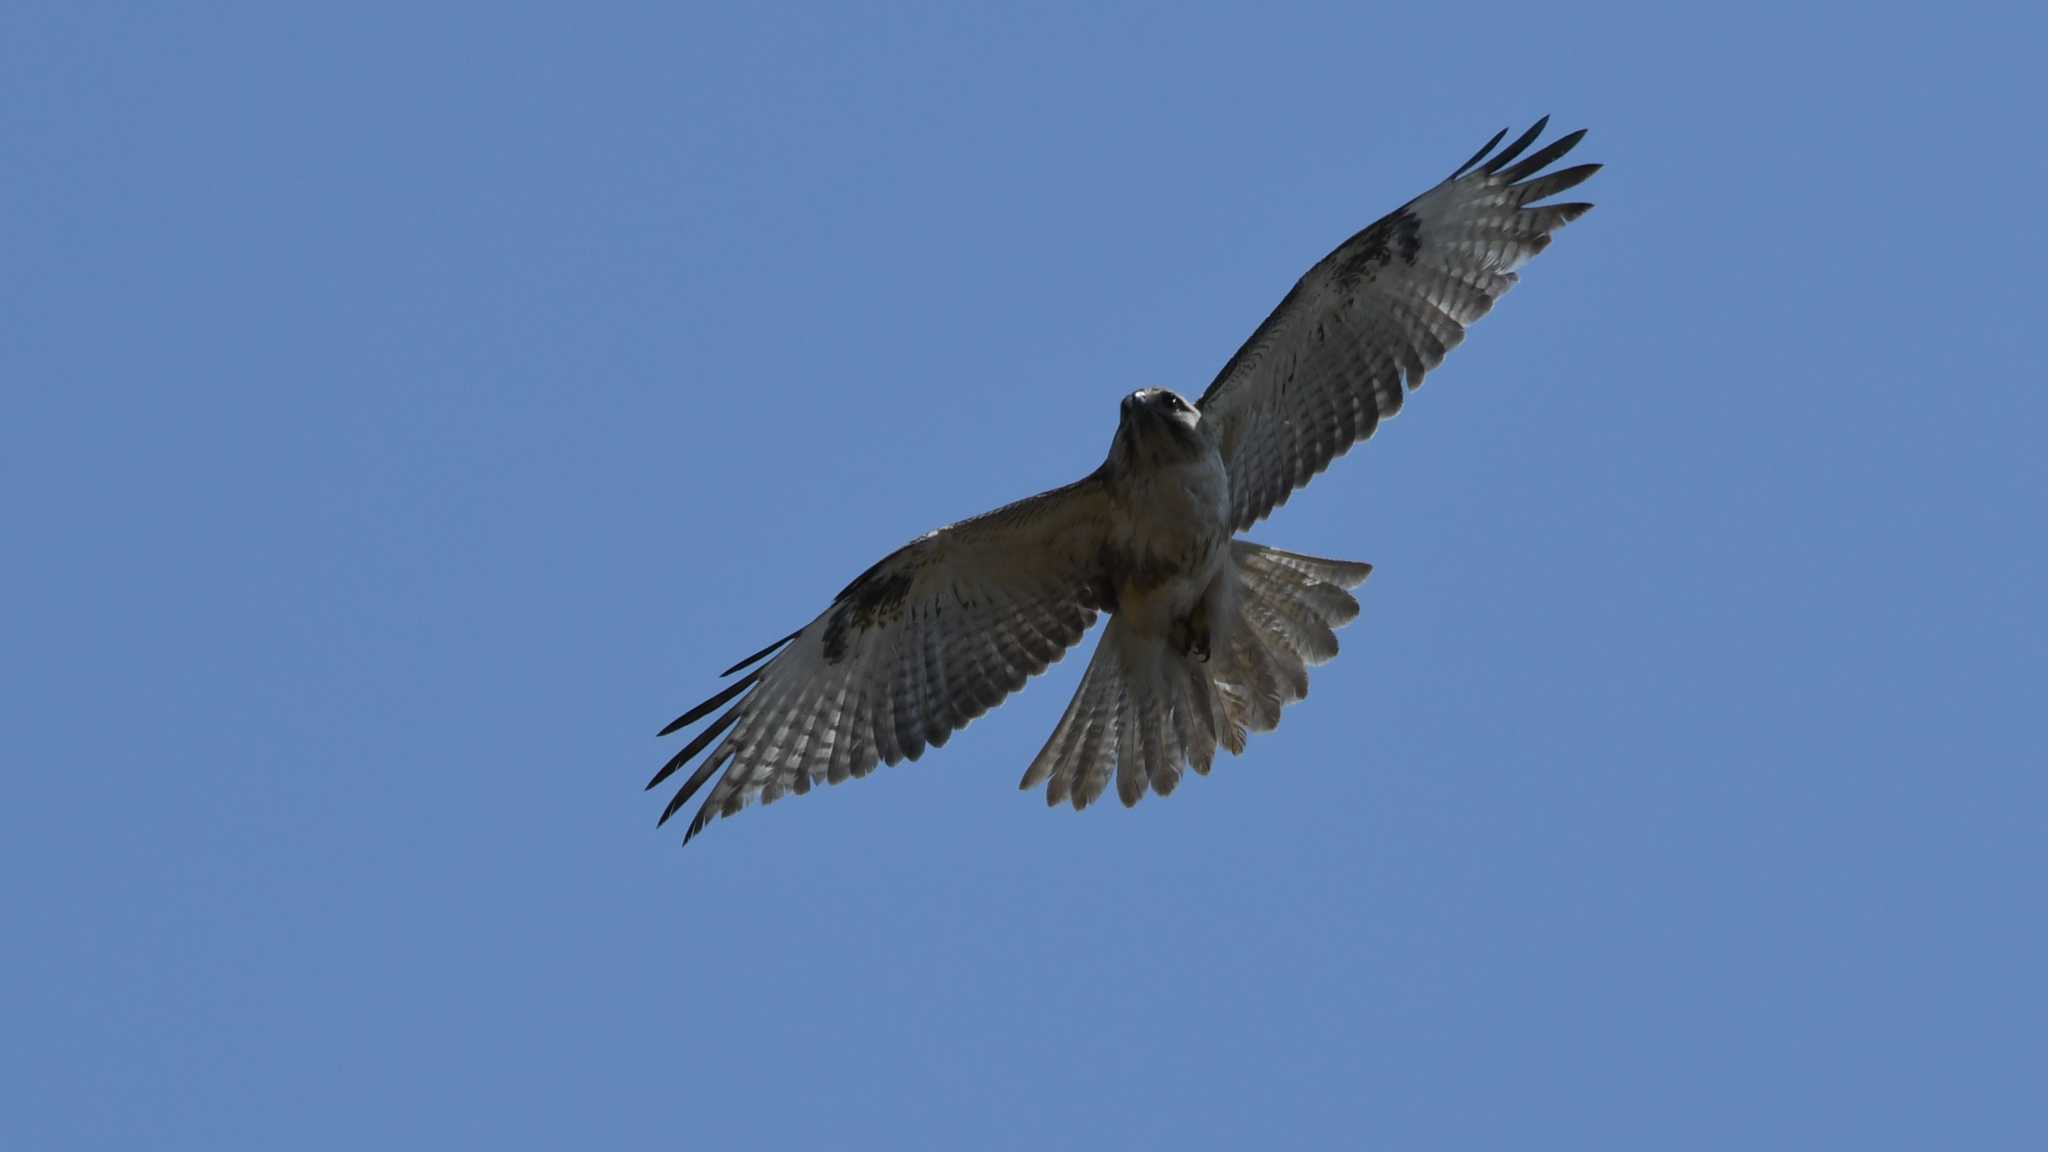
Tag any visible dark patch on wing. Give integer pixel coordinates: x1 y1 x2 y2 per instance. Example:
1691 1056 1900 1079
821 550 920 665
1396 216 1422 265
1331 206 1422 289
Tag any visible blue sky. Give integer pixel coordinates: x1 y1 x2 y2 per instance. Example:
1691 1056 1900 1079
6 3 2043 1148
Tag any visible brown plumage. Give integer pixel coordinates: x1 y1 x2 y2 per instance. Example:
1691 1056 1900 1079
653 121 1596 842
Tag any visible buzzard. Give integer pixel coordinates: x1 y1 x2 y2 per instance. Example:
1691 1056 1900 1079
652 119 1598 842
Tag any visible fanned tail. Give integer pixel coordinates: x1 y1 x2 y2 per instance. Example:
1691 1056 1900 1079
1018 542 1371 809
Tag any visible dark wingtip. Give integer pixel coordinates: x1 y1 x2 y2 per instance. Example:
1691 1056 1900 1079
660 781 695 828
1479 116 1551 176
656 669 764 737
650 707 746 798
663 770 712 832
683 799 717 844
718 630 801 678
1500 128 1588 183
1507 162 1600 210
652 636 788 836
1451 125 1511 179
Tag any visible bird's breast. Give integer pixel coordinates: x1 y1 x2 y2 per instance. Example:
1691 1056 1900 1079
1106 449 1232 619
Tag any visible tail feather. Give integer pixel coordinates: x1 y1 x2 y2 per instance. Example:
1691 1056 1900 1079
1021 663 1090 792
1225 621 1289 732
1243 598 1312 699
1069 688 1118 807
1214 678 1249 757
1022 643 1115 807
1020 542 1371 810
1174 655 1217 780
1243 548 1374 591
1236 564 1341 664
1142 652 1184 799
1115 680 1147 807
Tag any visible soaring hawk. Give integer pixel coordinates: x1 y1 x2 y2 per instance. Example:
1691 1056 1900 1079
651 120 1598 842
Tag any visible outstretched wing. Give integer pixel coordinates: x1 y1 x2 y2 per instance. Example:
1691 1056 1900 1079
1197 118 1598 531
649 476 1115 842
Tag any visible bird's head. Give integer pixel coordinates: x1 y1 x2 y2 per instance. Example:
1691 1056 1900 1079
1110 388 1207 473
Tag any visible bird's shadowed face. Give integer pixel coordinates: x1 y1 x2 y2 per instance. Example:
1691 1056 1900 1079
1110 388 1207 474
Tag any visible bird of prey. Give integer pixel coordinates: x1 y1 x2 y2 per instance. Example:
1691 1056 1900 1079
651 119 1597 842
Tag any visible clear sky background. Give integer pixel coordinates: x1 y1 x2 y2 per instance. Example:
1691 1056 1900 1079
5 3 2043 1148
